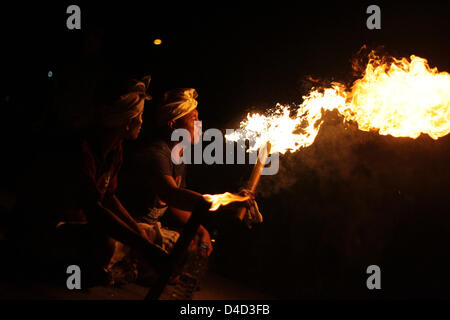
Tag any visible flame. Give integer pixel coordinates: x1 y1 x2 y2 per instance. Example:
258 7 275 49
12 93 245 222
226 53 450 153
203 192 249 211
345 55 450 139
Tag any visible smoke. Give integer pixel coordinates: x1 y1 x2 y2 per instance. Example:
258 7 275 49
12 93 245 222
242 109 450 298
256 110 366 197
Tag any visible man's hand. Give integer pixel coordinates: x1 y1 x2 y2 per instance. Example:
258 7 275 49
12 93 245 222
239 189 263 228
196 227 213 257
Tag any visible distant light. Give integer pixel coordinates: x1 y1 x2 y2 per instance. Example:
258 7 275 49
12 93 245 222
48 71 53 78
153 39 162 45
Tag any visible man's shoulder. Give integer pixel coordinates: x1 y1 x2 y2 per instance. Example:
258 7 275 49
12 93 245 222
141 139 171 158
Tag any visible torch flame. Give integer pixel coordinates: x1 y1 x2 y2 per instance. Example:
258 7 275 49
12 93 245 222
226 53 450 153
203 192 249 211
345 55 450 139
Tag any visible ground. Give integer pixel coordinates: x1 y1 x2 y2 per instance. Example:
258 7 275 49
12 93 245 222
0 271 271 300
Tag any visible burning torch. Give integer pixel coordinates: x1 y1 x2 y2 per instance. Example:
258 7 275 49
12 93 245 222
202 142 270 227
235 141 271 224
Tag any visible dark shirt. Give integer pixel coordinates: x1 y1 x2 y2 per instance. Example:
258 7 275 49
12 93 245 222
13 134 123 231
9 133 123 266
118 139 186 224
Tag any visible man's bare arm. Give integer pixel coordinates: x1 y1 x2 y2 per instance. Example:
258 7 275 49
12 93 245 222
155 175 205 211
85 200 167 263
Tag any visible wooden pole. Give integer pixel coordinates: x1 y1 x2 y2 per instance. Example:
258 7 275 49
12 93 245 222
145 199 210 300
236 142 271 221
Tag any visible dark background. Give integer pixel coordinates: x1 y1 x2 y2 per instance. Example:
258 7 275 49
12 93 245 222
0 1 449 298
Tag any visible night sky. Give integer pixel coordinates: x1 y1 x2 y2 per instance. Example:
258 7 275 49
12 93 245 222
0 1 449 299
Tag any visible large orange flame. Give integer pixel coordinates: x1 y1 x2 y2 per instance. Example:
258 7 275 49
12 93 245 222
226 53 450 153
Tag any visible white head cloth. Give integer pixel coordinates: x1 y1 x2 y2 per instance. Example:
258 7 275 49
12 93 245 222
101 75 152 128
156 88 198 127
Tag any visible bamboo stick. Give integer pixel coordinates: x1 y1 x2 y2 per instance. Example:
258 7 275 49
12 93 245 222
236 141 271 221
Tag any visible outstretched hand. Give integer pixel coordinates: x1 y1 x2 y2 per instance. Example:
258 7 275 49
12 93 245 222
239 189 263 228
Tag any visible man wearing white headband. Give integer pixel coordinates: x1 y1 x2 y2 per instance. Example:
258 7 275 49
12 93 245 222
119 88 260 265
156 88 199 127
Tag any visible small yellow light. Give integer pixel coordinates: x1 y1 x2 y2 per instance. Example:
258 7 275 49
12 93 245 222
153 39 162 45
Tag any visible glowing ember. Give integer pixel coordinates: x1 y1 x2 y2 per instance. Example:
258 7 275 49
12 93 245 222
203 192 249 211
226 52 450 153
